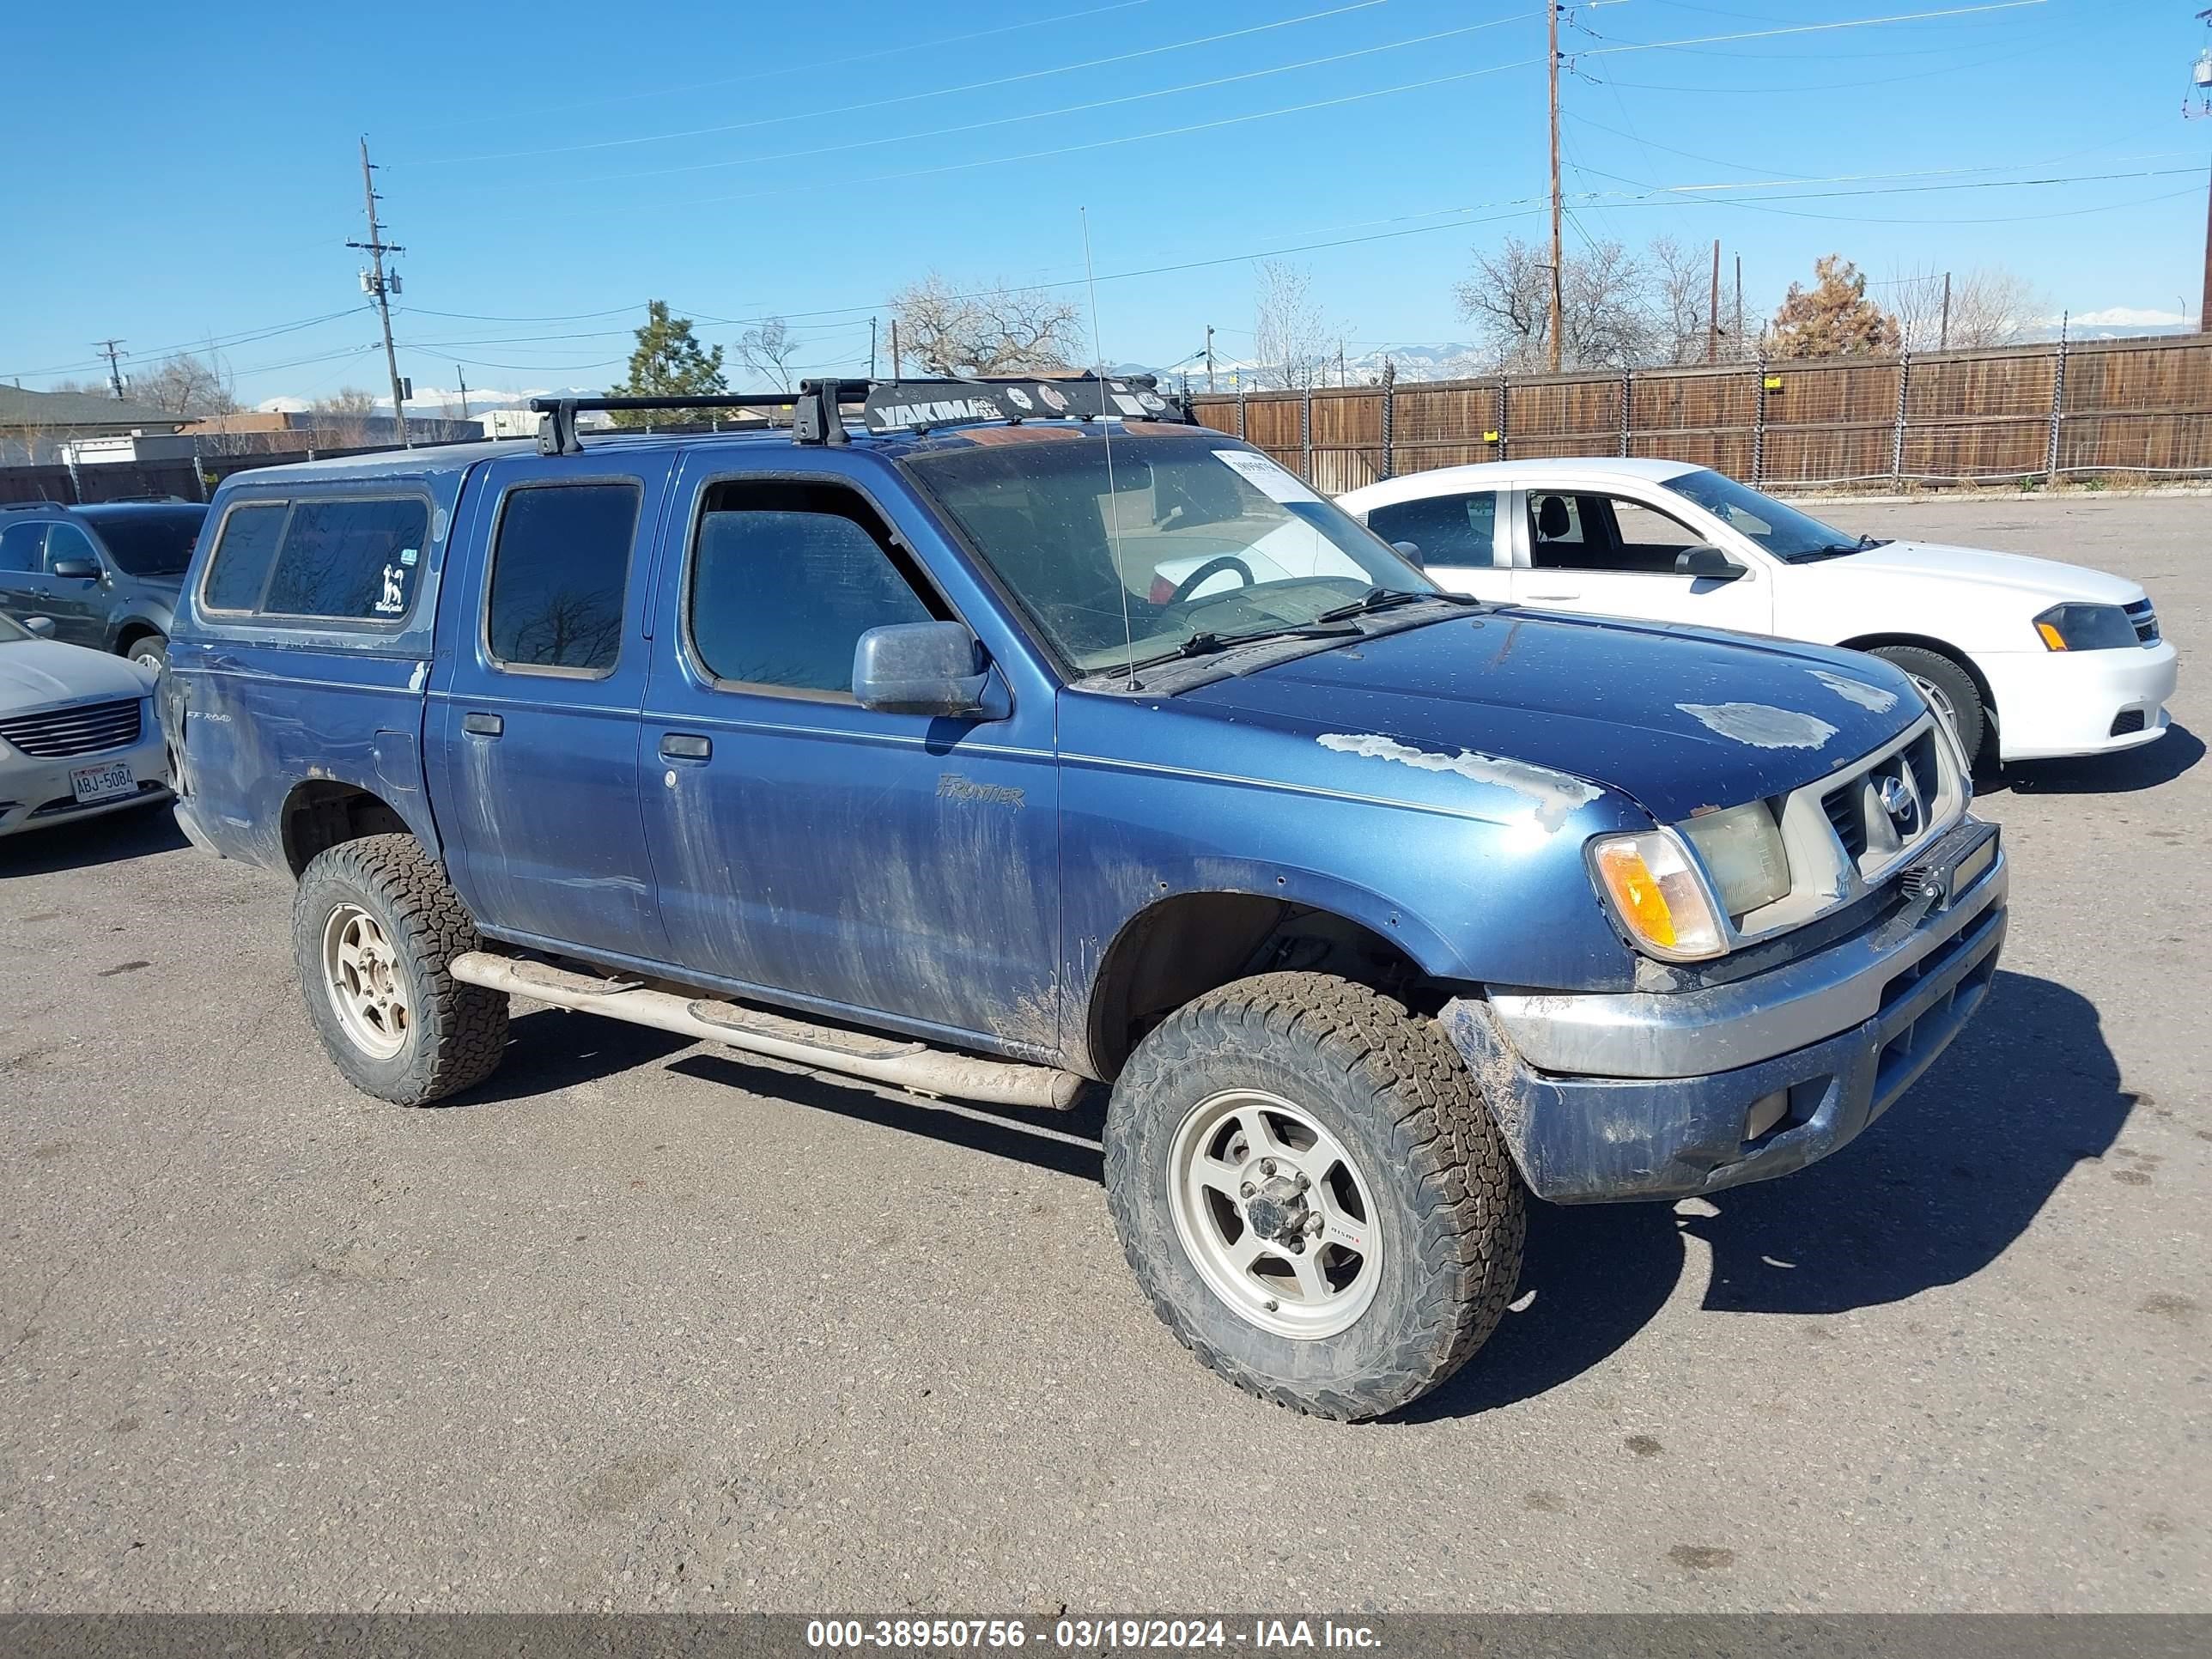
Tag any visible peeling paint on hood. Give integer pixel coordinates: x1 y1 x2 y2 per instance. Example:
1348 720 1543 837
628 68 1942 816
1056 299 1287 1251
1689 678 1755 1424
1318 732 1602 832
1806 667 1898 713
1676 702 1838 750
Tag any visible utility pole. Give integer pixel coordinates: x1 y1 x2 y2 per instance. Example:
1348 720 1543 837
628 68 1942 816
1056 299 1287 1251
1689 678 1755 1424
1547 1 1565 374
1206 324 1217 392
1734 254 1744 359
94 339 128 399
346 136 411 449
890 319 902 380
870 317 878 379
1338 340 1347 387
454 366 469 422
1706 239 1721 363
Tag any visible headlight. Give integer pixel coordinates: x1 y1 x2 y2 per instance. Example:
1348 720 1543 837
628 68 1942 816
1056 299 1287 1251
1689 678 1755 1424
1680 800 1790 917
2033 602 2137 652
1588 830 1729 961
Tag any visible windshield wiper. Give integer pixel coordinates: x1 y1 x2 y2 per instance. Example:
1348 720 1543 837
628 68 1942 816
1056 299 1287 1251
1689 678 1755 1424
1313 586 1476 624
1132 622 1361 670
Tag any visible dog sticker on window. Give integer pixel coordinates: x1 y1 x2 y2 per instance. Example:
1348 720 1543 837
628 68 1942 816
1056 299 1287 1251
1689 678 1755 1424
374 564 407 615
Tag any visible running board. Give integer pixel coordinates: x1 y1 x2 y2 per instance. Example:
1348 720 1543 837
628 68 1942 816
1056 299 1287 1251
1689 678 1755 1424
447 952 1087 1111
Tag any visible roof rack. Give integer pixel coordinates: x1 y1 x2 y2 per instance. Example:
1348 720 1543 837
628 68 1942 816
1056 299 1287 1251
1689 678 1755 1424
1 498 69 514
529 372 1193 458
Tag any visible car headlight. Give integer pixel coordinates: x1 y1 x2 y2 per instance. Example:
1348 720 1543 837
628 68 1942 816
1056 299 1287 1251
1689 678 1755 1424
1680 800 1791 917
1588 830 1729 961
2033 602 2137 652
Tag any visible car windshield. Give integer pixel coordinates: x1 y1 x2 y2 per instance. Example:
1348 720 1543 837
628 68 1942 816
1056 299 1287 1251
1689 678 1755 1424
1660 468 1879 562
0 613 28 643
903 430 1434 673
80 507 206 575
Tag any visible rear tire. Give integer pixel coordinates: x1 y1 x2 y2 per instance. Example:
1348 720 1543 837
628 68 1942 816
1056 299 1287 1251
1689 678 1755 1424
125 635 167 675
1872 644 1985 764
1103 972 1525 1421
293 833 507 1105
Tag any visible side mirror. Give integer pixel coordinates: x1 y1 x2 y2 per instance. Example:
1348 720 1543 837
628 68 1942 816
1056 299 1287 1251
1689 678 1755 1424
50 557 101 581
852 622 990 717
22 616 56 638
1674 544 1746 582
1390 540 1425 568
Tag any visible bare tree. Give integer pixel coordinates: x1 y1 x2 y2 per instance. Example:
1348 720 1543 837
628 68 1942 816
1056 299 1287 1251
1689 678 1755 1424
1647 236 1716 366
1885 264 2045 353
737 317 804 392
1454 235 1657 371
310 386 379 448
132 351 239 418
889 273 1084 377
1251 259 1337 390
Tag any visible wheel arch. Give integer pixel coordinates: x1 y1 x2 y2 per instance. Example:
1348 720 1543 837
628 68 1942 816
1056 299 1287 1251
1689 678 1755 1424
1834 631 1997 737
279 779 428 878
1079 890 1434 1081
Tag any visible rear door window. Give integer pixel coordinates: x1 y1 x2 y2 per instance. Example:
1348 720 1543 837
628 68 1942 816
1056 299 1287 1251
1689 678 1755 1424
1366 491 1501 566
0 521 46 574
486 483 641 674
261 497 429 621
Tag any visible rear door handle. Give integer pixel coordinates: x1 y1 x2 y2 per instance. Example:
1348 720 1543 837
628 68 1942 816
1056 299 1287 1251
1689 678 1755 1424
461 712 503 737
1525 590 1580 602
660 732 712 761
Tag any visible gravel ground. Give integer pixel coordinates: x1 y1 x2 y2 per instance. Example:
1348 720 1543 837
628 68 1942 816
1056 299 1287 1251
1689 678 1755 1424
1 495 2203 1614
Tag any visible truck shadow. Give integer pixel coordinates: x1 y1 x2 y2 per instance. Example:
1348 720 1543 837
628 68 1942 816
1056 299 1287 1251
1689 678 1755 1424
1978 721 2202 796
0 804 188 874
1403 968 2135 1421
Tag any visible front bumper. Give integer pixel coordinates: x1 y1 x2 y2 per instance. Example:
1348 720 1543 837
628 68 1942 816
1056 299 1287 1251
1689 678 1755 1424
0 730 169 839
1441 822 2007 1202
1980 639 2178 762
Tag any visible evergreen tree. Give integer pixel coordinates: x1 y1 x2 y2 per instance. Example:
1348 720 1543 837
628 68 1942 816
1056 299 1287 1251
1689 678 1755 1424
607 301 726 426
1768 256 1900 358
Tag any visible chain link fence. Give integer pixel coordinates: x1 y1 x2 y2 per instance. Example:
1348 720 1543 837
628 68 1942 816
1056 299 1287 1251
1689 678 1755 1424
1196 335 2212 493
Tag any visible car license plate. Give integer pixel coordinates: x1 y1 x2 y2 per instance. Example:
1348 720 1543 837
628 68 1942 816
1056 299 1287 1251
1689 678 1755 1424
69 760 136 805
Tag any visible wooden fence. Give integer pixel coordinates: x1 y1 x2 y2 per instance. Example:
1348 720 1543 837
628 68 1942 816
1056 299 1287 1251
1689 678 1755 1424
1193 334 2212 495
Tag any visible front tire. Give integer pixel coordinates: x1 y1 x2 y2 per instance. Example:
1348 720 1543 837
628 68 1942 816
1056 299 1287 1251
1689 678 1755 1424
125 635 167 675
293 834 507 1105
1103 973 1525 1420
1872 644 1986 765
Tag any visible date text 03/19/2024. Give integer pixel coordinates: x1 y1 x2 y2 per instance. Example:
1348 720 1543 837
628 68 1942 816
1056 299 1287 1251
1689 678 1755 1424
803 1617 1382 1649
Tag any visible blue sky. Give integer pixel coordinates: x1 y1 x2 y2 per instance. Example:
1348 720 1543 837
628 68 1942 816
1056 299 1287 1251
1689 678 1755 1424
2 0 2202 407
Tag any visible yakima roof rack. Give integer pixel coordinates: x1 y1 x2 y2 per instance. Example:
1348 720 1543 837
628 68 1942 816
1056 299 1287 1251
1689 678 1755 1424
530 372 1192 458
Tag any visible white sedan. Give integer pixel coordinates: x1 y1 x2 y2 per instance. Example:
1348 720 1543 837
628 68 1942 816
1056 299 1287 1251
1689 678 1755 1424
0 611 167 838
1339 458 2179 764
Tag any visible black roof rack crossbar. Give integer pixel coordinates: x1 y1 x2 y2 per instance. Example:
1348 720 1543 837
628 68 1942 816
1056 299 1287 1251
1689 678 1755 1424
530 371 1193 455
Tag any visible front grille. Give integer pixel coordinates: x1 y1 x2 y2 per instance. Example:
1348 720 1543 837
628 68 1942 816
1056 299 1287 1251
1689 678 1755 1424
2110 709 2147 737
0 698 142 758
2126 599 2160 644
1823 787 1867 858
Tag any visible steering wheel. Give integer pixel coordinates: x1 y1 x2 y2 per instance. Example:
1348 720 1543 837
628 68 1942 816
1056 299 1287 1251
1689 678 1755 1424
1168 555 1255 605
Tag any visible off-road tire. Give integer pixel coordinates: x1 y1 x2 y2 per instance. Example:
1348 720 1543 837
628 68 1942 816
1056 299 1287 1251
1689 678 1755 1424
1103 972 1525 1421
1872 644 1987 765
293 833 507 1105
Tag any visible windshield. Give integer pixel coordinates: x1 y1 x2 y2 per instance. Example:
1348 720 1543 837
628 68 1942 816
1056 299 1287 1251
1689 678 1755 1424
0 613 28 643
904 431 1433 673
1660 469 1874 562
80 507 205 575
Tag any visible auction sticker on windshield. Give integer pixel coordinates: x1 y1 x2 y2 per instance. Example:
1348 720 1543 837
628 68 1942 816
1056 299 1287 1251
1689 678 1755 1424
1213 449 1323 504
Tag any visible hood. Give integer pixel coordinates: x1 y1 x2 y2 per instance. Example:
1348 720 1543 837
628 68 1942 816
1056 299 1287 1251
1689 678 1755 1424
1181 609 1921 824
0 640 156 714
1825 539 2143 605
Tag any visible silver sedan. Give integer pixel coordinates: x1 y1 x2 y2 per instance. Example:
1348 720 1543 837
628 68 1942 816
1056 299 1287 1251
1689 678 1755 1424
0 611 167 839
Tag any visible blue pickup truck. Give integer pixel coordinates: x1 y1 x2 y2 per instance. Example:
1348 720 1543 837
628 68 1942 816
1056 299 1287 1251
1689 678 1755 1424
161 376 2006 1419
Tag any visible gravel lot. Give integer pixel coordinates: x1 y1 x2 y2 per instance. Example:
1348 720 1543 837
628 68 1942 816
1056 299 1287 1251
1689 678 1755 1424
2 494 2204 1615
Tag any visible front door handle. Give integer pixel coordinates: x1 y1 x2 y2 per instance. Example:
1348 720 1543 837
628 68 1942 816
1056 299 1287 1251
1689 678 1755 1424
461 712 503 737
660 732 712 761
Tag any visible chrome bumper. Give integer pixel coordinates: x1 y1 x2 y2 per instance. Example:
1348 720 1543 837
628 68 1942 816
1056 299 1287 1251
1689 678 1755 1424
1441 823 2007 1202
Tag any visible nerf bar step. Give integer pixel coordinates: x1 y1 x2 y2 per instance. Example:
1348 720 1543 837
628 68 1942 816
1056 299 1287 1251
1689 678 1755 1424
447 951 1086 1110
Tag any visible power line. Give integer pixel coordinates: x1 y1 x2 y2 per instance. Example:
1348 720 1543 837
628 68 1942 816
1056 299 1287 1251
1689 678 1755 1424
1570 1 2047 63
417 0 1392 167
562 14 1540 189
4 307 368 381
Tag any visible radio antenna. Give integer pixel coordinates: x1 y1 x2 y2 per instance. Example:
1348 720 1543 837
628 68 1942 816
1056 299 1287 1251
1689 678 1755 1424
1083 206 1139 690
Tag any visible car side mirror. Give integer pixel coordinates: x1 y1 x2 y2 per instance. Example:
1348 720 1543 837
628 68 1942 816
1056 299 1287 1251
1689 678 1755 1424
22 616 55 638
852 622 991 717
1674 544 1746 582
1390 540 1425 568
50 557 101 581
